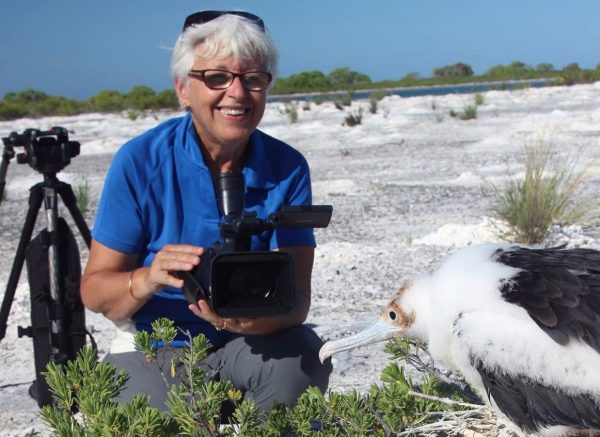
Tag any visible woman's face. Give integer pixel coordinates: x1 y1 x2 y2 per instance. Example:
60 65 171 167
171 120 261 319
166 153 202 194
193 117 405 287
176 50 268 152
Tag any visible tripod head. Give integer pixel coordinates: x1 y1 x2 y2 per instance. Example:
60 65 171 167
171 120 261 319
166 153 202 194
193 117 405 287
2 127 80 176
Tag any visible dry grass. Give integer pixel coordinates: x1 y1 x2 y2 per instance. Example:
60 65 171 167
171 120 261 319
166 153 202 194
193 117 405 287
485 139 592 245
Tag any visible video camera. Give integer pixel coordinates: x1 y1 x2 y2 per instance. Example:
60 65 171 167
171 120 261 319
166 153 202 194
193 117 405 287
180 172 332 318
2 127 80 175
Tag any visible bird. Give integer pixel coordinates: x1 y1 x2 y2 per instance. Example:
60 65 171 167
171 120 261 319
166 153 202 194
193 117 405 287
319 243 600 437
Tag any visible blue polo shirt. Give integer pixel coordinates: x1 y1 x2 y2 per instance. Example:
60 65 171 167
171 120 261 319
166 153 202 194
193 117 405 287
92 113 315 347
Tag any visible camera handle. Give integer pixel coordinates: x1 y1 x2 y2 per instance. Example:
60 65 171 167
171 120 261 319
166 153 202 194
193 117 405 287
0 174 92 406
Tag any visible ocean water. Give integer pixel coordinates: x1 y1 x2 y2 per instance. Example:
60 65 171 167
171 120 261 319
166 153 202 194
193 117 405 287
269 78 553 102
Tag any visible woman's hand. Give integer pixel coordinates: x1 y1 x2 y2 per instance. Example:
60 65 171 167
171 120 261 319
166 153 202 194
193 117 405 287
144 244 204 295
82 241 203 321
188 299 280 334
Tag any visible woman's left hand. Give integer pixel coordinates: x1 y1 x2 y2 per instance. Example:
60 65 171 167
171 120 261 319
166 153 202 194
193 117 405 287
188 299 272 334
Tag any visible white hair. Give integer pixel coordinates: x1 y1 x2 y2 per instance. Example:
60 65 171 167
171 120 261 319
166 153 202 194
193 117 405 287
170 14 278 85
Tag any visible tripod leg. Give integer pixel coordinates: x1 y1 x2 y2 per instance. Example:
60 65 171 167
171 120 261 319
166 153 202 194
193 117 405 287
57 181 91 248
0 184 43 342
0 146 16 208
43 185 71 358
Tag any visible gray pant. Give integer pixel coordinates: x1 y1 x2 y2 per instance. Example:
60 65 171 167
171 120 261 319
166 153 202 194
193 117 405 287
103 324 332 411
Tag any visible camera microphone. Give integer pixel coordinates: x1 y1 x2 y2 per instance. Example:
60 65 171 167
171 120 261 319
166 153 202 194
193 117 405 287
216 172 245 217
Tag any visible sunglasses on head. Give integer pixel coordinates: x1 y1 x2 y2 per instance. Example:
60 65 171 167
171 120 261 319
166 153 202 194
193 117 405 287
182 10 265 32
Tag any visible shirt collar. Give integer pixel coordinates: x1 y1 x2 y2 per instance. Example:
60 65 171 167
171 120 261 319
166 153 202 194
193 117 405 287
244 130 277 190
180 113 276 190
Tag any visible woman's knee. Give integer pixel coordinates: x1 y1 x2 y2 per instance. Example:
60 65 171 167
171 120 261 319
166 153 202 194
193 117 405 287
218 325 333 409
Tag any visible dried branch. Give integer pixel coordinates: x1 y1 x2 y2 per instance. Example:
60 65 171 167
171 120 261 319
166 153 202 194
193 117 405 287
403 342 482 404
398 390 526 437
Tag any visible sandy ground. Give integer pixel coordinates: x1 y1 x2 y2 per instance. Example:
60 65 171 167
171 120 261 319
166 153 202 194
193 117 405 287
1 83 600 435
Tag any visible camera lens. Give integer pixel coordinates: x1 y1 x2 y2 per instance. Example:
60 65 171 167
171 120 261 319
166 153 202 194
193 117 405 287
210 252 295 317
227 265 277 299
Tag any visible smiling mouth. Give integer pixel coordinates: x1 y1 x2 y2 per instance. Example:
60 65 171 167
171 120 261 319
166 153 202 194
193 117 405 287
219 107 249 116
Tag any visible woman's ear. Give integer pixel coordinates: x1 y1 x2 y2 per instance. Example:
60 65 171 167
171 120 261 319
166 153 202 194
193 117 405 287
174 78 191 109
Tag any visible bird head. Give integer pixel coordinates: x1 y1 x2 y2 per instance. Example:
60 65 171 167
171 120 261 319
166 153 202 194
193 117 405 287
319 281 417 363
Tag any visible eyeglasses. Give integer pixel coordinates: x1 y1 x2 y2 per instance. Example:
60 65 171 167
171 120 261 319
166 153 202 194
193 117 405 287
188 69 272 91
182 10 265 32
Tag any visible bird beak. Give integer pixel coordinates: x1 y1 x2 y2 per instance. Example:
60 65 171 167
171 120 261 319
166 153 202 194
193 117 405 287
319 321 400 363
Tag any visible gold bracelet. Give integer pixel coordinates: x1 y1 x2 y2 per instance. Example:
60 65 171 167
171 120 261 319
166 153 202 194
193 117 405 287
128 269 147 301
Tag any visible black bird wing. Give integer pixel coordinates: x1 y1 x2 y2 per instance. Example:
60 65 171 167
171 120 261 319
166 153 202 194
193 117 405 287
473 357 600 433
452 310 600 433
496 246 600 352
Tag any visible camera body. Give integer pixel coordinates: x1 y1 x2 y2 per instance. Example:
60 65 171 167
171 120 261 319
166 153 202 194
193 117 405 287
2 127 80 174
180 172 332 318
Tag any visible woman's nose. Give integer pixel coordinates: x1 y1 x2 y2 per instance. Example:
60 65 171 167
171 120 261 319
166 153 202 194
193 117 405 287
227 76 248 97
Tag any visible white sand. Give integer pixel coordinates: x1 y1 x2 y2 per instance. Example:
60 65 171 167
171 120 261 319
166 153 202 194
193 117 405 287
1 83 600 435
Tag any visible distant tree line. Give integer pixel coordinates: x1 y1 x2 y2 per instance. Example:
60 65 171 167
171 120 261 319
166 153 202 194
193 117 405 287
2 61 600 120
0 86 179 121
398 61 600 87
272 67 372 94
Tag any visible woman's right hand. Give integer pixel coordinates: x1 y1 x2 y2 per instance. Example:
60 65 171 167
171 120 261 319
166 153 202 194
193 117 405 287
143 244 204 295
81 241 204 321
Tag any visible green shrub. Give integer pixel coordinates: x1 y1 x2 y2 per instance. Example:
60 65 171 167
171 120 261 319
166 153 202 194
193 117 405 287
272 70 331 94
126 86 157 111
313 94 325 105
474 93 484 106
126 110 140 121
0 100 28 120
341 90 353 107
328 67 372 87
155 89 179 109
459 105 477 120
399 72 421 84
483 61 535 79
0 89 85 120
75 177 90 214
485 140 590 244
36 318 493 436
433 62 474 77
89 89 127 113
368 90 386 114
369 96 378 114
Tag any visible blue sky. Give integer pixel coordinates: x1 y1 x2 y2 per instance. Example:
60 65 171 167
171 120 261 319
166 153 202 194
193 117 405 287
1 0 599 99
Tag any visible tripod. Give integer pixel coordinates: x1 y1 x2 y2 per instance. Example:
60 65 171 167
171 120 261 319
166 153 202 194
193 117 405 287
0 129 93 407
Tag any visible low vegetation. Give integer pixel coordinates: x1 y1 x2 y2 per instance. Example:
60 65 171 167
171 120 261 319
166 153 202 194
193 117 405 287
459 105 477 120
0 87 179 121
369 90 386 114
485 140 591 244
344 107 364 127
33 318 506 437
3 60 600 121
280 102 299 124
75 177 90 214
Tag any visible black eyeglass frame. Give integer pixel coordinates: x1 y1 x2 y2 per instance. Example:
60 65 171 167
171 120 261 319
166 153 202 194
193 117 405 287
182 10 265 32
188 69 273 91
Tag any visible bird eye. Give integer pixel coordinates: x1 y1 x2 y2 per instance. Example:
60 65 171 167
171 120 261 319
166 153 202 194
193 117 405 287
388 311 397 321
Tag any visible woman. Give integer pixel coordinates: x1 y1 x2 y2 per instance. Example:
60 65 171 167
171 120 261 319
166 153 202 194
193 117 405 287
81 11 331 411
